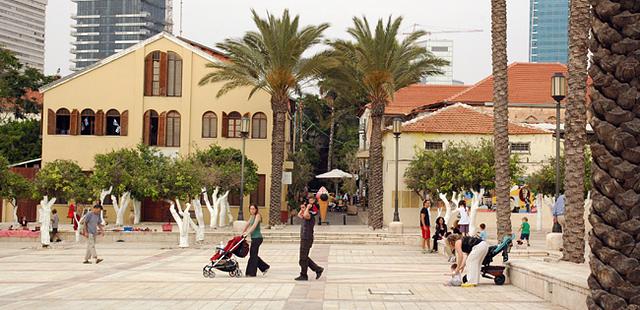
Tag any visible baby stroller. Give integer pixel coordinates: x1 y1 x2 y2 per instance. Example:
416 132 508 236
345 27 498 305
463 234 515 285
202 235 249 278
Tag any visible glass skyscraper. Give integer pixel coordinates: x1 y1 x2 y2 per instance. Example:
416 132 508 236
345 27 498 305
71 0 171 71
529 0 568 64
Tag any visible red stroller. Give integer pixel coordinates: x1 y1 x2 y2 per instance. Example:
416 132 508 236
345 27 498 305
203 235 249 278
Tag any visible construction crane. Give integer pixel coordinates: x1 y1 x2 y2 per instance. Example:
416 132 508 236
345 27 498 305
403 24 483 42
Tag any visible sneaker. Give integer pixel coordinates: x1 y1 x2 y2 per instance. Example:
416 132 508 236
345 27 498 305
262 268 269 276
461 283 477 288
95 258 103 264
294 275 308 281
422 250 427 254
83 261 91 264
527 243 531 247
315 267 324 280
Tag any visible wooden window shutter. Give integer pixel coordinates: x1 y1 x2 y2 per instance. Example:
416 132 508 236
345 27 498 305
95 109 104 136
120 110 129 136
47 109 55 135
159 52 168 96
70 109 79 135
221 112 228 138
144 55 153 96
158 111 167 146
250 174 266 207
143 111 150 144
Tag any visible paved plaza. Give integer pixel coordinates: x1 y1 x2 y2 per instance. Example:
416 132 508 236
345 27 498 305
0 239 565 310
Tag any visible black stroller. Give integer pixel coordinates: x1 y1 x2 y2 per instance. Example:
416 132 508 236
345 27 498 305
463 234 515 285
202 235 249 278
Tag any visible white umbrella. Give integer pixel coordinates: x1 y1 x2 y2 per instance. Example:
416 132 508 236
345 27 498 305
316 169 356 196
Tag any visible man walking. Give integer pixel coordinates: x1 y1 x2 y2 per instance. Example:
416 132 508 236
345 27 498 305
552 194 566 232
295 197 324 281
81 204 104 264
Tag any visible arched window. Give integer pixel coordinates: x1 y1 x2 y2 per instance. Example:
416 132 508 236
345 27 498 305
226 112 241 138
167 52 182 97
55 108 70 135
202 111 217 138
80 109 95 135
252 112 267 139
144 51 163 96
166 111 181 147
105 109 121 136
144 110 159 146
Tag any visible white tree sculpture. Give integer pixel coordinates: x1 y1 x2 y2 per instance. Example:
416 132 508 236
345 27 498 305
191 198 206 242
438 192 453 226
468 188 485 236
217 191 230 227
536 194 543 231
110 192 131 227
39 196 56 247
203 187 220 228
169 199 192 248
436 207 443 220
9 198 18 224
99 186 112 226
131 199 142 224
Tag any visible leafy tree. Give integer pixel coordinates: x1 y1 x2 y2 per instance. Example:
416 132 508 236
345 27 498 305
0 156 34 222
199 10 329 225
34 160 87 201
160 157 203 201
91 148 141 198
287 150 315 210
191 145 258 196
0 119 41 163
526 150 592 197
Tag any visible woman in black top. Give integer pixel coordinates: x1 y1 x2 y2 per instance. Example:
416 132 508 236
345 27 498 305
431 217 447 253
446 233 489 287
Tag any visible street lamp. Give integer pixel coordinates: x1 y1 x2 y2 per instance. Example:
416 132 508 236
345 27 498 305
238 116 251 221
551 72 567 199
392 118 402 222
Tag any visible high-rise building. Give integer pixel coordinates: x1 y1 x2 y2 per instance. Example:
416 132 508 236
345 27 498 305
529 0 569 64
421 39 454 85
0 0 47 71
71 0 171 71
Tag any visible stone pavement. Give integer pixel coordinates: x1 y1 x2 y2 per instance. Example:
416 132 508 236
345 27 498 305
0 240 564 310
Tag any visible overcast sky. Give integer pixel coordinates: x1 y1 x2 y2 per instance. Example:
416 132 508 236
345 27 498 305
44 0 530 85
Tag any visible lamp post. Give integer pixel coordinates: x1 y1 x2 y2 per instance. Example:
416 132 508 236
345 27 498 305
551 73 567 199
238 116 251 221
392 118 402 222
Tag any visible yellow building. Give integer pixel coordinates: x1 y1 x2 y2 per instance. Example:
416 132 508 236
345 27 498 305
380 103 553 226
39 32 289 223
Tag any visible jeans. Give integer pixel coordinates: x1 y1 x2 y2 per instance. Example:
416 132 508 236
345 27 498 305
84 234 97 261
246 238 270 276
299 238 321 277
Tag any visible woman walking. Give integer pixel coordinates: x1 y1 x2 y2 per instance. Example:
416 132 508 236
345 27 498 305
457 201 470 236
242 205 270 277
446 233 489 287
431 217 447 253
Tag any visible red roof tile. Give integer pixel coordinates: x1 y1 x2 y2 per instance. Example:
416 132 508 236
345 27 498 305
445 62 568 104
401 103 549 135
385 84 470 115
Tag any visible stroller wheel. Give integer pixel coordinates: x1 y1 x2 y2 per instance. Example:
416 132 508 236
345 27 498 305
494 274 506 285
229 268 242 278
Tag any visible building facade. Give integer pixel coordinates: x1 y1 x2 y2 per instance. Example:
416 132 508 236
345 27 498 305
0 0 47 71
71 0 170 71
421 39 454 85
41 33 289 224
529 0 569 64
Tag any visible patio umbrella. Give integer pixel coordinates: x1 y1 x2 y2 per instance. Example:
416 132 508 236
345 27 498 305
315 169 356 196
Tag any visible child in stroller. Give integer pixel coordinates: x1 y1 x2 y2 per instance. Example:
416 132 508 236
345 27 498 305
203 235 249 278
463 234 515 285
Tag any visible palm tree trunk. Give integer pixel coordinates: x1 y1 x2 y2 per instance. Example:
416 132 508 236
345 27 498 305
268 98 287 226
491 0 512 240
327 107 335 171
368 102 385 229
562 0 589 264
587 1 640 309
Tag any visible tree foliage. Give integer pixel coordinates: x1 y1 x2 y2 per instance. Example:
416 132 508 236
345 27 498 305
34 160 88 201
404 141 523 197
0 119 41 163
526 148 592 196
0 155 33 200
91 148 142 197
191 145 259 196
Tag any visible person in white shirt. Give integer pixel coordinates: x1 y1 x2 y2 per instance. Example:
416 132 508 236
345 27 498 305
457 201 470 236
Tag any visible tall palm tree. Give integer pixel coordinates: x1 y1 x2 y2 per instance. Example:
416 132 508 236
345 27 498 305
587 1 640 309
491 0 512 239
562 0 590 264
199 10 329 225
329 16 447 229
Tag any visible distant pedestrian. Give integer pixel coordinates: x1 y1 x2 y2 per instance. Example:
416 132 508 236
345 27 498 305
50 209 61 242
81 204 104 264
420 200 432 254
20 216 28 229
517 217 531 246
552 194 566 232
242 205 270 277
432 216 447 253
457 201 470 236
295 197 324 281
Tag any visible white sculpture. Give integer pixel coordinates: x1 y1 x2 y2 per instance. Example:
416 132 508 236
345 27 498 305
99 186 112 226
438 192 453 226
169 199 193 248
536 194 543 231
131 199 142 224
110 192 131 227
191 198 206 242
468 188 485 235
203 187 220 228
436 207 443 220
39 196 56 247
217 191 230 227
9 198 18 224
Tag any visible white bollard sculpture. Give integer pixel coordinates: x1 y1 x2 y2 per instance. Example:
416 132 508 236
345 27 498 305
217 191 230 227
99 186 112 226
132 199 142 225
436 207 443 220
191 198 206 242
169 199 192 248
203 187 220 228
110 192 131 227
468 188 485 236
39 196 56 247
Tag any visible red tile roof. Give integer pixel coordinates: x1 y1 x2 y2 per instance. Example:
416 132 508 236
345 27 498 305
177 37 228 61
401 103 550 135
445 62 567 104
385 84 470 115
0 89 43 109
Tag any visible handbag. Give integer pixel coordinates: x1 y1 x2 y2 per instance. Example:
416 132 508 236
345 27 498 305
552 222 562 233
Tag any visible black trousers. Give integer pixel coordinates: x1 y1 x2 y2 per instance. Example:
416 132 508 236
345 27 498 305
432 234 442 251
246 238 270 276
299 238 321 277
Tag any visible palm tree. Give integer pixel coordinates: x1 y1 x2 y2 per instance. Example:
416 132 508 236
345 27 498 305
491 0 512 240
587 2 640 309
199 10 329 225
329 16 447 229
562 0 590 264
